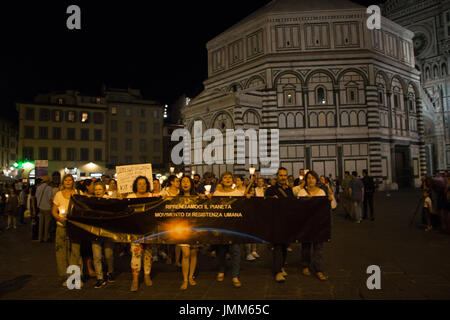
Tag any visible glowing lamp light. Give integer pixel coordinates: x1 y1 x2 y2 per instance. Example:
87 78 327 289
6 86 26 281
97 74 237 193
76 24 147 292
22 161 34 169
204 185 211 194
106 185 110 191
191 170 195 175
170 167 175 174
60 208 67 218
108 191 113 196
13 162 19 168
249 167 256 175
176 172 183 179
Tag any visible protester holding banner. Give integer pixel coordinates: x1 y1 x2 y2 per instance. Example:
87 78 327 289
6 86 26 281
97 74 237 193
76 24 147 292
52 174 83 287
296 170 330 281
151 179 162 197
128 176 153 292
90 182 115 289
176 176 199 290
234 176 246 194
213 172 244 288
265 167 294 282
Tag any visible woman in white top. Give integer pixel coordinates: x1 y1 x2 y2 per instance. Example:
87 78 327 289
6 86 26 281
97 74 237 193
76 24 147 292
175 176 199 290
296 170 331 281
51 174 82 287
160 175 180 197
151 179 162 197
107 179 122 199
91 182 115 289
213 172 244 288
128 176 153 292
234 176 246 194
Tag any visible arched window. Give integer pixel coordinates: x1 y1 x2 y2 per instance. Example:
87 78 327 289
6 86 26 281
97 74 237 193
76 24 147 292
279 114 287 128
327 112 335 127
442 63 448 76
349 111 358 126
341 112 349 127
295 113 304 128
317 87 326 104
433 65 439 78
318 112 326 127
287 113 295 128
309 113 318 127
358 111 366 126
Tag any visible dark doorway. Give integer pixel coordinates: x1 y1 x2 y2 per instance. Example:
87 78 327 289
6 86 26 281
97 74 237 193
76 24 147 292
395 146 412 188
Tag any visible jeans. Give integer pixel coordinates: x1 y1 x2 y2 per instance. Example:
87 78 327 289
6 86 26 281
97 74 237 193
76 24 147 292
301 242 324 272
216 244 240 278
55 226 82 278
245 243 257 255
39 209 52 242
363 193 374 219
272 244 287 275
92 240 114 280
353 201 362 221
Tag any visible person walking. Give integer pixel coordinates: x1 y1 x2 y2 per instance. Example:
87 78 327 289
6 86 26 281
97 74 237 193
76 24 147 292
176 176 199 290
128 176 154 292
213 172 245 288
296 170 333 281
52 174 82 287
362 169 375 221
91 181 115 289
341 171 352 219
6 188 20 229
265 167 294 283
349 171 364 223
35 176 54 242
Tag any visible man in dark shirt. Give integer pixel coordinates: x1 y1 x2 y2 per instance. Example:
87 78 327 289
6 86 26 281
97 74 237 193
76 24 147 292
265 167 294 282
362 169 375 221
293 169 306 187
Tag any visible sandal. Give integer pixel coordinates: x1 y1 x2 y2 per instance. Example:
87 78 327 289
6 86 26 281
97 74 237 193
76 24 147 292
189 278 197 286
217 273 224 282
232 277 242 288
316 272 328 281
302 268 311 276
180 281 188 290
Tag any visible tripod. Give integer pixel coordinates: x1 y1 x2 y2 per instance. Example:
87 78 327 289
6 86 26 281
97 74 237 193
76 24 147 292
409 195 425 228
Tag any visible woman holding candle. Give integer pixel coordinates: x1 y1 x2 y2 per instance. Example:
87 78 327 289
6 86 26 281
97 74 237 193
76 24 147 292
107 179 122 199
52 174 82 287
128 176 153 292
161 175 180 197
91 182 115 288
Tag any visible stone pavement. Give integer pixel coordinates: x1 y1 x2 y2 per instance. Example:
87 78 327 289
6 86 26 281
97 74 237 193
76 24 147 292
0 189 449 300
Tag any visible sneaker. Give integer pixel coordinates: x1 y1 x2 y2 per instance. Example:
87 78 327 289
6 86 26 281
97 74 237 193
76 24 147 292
94 279 107 289
232 277 242 288
217 273 225 282
281 268 288 277
275 272 286 282
287 247 293 252
246 253 256 261
251 251 260 258
106 273 115 283
62 281 67 287
356 220 361 224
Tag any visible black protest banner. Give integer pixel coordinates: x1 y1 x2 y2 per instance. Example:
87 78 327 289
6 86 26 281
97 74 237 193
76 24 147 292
66 195 331 244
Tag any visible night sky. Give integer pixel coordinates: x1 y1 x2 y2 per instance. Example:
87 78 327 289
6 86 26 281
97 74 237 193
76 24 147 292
0 0 384 123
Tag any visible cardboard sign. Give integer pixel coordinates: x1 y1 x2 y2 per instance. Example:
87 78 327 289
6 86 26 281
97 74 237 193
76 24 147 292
116 163 153 194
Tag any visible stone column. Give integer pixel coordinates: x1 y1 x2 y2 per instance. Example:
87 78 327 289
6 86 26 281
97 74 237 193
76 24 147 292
415 97 427 176
366 85 382 180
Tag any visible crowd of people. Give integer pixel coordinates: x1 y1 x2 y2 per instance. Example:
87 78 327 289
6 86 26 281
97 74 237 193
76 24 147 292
3 167 448 292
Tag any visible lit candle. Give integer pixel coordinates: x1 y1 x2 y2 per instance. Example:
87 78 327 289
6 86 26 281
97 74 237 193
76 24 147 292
204 185 211 194
106 185 110 191
170 167 175 174
6 194 9 198
249 167 256 175
191 170 195 175
60 208 66 218
232 184 236 189
108 191 113 196
177 172 183 179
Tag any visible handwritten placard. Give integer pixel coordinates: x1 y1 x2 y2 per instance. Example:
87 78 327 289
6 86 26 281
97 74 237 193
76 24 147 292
116 163 153 194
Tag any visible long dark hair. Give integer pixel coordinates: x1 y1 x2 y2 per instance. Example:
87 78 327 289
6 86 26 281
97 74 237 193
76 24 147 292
180 176 197 196
304 170 320 189
132 176 151 193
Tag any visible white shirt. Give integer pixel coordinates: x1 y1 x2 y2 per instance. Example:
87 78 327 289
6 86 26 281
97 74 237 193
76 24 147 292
53 191 72 227
255 187 265 197
160 188 180 197
213 189 244 197
297 188 326 198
